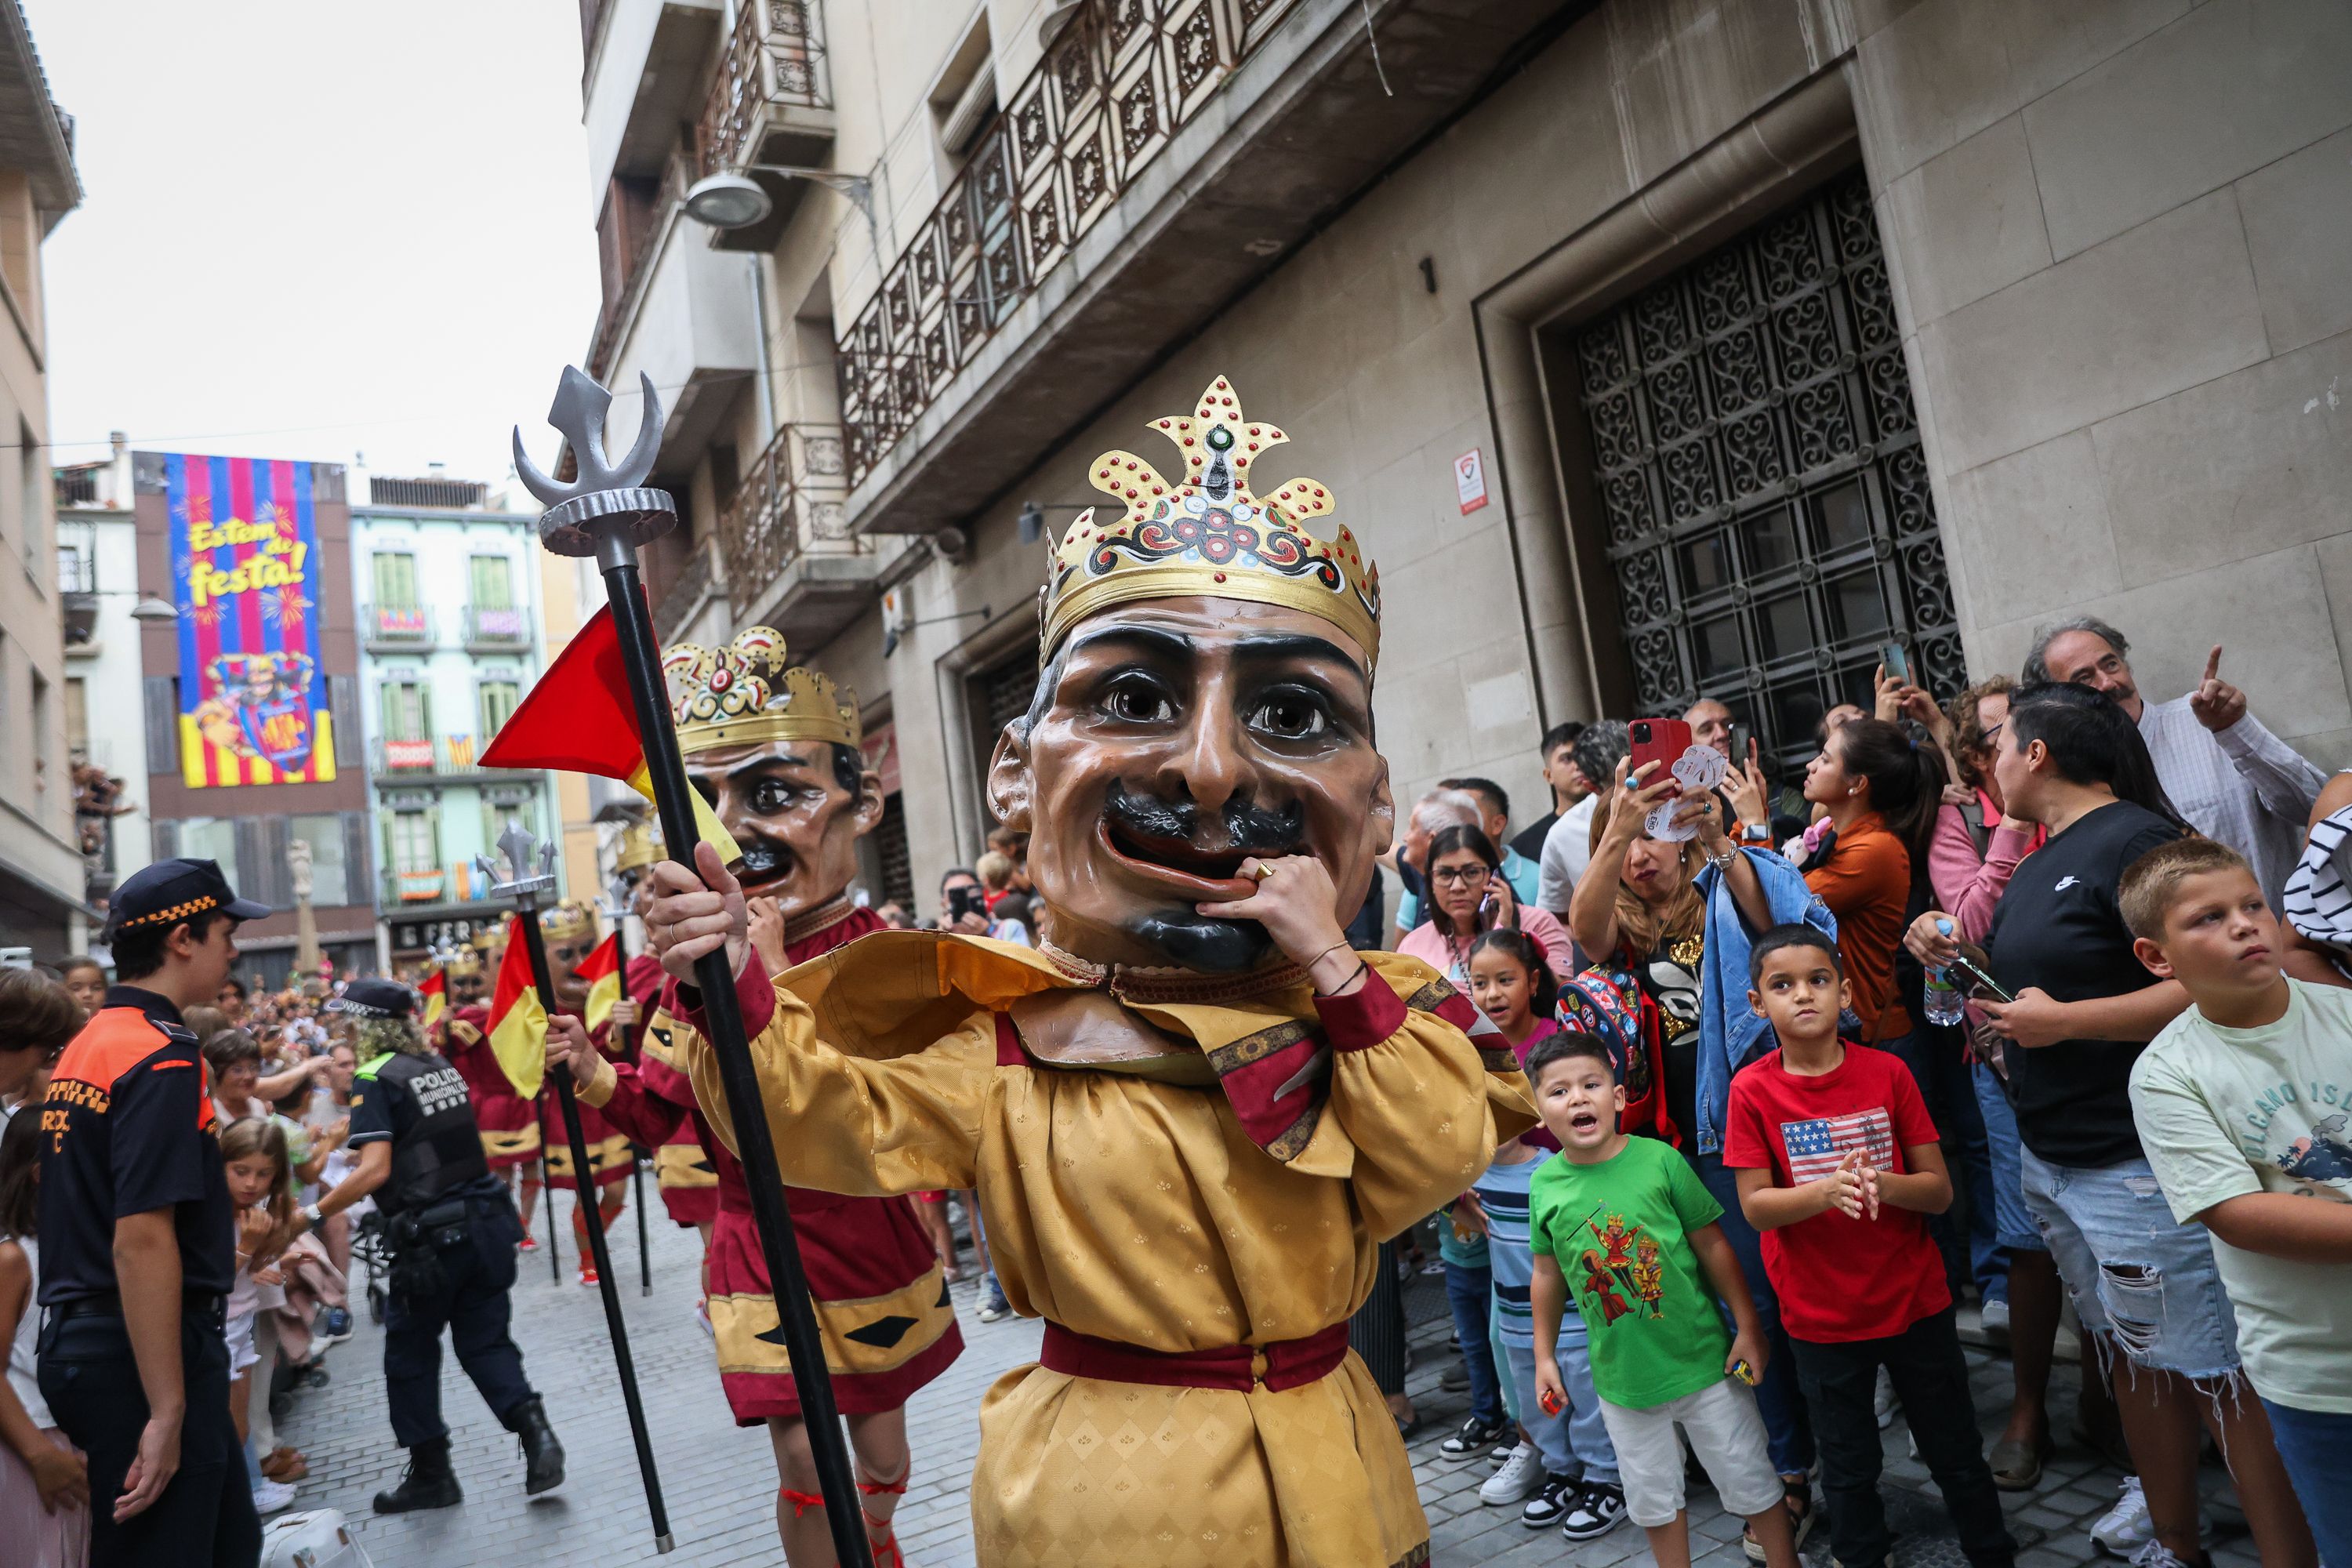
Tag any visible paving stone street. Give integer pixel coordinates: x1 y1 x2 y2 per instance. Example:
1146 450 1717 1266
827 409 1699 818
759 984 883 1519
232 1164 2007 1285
278 1190 2261 1568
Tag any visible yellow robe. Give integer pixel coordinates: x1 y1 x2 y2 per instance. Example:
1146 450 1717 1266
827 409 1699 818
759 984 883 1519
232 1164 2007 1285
674 931 1535 1568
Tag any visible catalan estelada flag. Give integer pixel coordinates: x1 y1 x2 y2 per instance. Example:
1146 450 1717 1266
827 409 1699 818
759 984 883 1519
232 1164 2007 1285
418 967 447 1031
578 932 623 1033
485 914 546 1097
165 454 338 789
479 604 739 864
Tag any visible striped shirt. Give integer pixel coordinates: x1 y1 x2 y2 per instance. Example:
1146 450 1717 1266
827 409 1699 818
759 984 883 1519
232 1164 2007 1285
1476 1148 1555 1348
2140 695 2325 908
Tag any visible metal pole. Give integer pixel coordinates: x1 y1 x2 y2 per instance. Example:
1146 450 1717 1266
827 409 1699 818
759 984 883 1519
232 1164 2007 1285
516 369 873 1567
610 916 655 1298
634 1146 652 1297
538 1137 561 1282
510 890 675 1553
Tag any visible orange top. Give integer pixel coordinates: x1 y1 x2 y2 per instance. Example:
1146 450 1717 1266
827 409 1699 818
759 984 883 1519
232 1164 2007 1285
1803 812 1913 1039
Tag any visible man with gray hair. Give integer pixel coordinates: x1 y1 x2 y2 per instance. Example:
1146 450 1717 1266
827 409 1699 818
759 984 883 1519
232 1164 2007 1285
1390 787 1483 938
1539 720 1632 916
2026 615 2325 904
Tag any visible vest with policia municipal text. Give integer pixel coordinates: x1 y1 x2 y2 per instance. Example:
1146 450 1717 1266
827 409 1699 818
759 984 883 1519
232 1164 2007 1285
358 1050 489 1218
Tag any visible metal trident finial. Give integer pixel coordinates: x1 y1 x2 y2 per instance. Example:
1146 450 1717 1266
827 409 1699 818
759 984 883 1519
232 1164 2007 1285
512 367 680 561
513 368 664 506
477 822 559 904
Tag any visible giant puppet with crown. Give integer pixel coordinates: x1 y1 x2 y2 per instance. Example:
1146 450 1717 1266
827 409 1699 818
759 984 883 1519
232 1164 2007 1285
634 378 1533 1567
554 621 965 1567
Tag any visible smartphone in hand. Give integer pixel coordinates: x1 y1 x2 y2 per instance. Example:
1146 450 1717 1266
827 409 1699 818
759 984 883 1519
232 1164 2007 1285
1880 641 1911 683
1628 717 1695 787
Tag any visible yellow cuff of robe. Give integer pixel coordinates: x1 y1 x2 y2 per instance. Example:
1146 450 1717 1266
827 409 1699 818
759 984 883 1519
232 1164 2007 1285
577 1051 619 1109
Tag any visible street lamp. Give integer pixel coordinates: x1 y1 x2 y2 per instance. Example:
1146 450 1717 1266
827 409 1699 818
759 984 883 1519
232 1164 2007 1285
129 593 179 623
683 165 880 258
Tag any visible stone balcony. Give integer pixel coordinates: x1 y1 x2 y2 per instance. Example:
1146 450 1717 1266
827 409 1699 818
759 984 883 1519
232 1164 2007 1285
836 0 1593 531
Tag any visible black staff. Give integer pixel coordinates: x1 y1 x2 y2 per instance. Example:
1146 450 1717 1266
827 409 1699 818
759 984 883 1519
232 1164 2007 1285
480 827 674 1553
514 369 873 1567
536 1142 561 1281
604 891 655 1298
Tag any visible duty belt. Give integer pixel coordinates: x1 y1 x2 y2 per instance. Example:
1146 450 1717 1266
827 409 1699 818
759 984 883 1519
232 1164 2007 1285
53 1289 229 1327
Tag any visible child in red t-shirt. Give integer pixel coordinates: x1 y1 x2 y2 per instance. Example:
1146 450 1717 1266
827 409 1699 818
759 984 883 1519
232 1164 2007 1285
1725 925 2015 1568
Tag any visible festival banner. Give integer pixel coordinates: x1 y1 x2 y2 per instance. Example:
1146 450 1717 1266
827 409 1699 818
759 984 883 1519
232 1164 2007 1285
166 453 338 788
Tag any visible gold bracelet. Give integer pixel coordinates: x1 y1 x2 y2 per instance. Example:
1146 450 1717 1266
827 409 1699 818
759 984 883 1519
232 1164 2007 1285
1307 938 1355 971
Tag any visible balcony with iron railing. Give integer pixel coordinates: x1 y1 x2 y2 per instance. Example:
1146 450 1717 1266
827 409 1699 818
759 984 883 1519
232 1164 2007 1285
653 531 725 645
831 0 1581 528
370 735 497 782
361 602 436 651
717 423 875 643
588 148 700 379
386 866 448 905
695 0 835 253
462 604 533 651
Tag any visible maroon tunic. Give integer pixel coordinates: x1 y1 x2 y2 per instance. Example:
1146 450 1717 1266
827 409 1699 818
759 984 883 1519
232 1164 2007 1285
438 1002 540 1170
591 904 963 1420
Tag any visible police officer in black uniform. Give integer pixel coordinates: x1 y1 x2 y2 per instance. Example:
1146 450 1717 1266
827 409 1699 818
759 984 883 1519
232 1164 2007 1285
38 858 270 1568
300 978 564 1512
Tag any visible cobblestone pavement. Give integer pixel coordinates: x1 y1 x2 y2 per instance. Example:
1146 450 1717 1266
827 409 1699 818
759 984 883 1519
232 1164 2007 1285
279 1192 2260 1568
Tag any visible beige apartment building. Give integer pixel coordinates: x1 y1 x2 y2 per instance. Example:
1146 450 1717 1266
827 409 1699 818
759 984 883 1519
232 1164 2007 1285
0 4 80 953
574 0 2352 909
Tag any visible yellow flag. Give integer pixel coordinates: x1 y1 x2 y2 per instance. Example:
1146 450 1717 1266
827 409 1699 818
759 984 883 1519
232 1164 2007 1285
485 914 546 1097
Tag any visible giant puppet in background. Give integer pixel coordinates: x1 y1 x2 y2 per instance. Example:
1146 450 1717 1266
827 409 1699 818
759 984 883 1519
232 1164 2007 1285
436 927 546 1244
638 378 1533 1567
548 627 962 1567
611 822 720 1253
537 900 641 1287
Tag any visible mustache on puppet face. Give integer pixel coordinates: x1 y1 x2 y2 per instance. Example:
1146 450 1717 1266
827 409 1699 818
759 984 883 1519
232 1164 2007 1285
732 836 797 886
1100 781 1305 880
1100 783 1303 972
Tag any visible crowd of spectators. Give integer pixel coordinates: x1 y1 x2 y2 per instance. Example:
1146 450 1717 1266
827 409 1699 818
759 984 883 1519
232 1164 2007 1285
1403 615 2348 1568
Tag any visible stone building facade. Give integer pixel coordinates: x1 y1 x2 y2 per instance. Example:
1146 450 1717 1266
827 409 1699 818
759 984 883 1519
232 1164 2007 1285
575 0 2352 902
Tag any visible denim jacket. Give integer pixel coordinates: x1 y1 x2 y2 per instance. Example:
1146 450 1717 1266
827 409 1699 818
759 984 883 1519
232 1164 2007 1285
1688 848 1837 1156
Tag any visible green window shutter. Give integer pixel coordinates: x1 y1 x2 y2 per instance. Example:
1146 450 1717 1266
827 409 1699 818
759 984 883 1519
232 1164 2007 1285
470 556 512 610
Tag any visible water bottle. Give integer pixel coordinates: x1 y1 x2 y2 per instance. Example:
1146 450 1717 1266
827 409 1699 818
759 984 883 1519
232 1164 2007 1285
1922 916 1965 1028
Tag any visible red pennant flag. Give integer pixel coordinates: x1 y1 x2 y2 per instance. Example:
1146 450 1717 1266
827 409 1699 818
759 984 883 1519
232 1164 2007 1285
578 932 623 1032
484 913 546 1097
480 605 738 862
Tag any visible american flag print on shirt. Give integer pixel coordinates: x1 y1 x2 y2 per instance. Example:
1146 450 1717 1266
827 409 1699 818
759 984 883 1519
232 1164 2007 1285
1782 1108 1896 1184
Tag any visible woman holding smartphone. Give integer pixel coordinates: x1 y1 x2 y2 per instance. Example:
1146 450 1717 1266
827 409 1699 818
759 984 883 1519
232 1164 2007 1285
1396 826 1573 983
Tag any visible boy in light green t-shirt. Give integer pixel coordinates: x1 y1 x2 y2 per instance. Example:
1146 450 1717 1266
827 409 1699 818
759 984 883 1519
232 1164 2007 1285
1526 1031 1798 1568
2123 837 2352 1568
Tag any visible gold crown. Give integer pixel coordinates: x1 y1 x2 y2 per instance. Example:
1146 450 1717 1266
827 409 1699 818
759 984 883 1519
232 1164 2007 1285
1041 376 1381 667
613 821 663 873
540 902 597 944
663 626 860 756
467 925 499 954
440 948 483 978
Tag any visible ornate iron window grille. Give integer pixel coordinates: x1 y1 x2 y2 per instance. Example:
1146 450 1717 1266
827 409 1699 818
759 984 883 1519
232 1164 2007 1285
835 0 1302 488
1570 170 1958 772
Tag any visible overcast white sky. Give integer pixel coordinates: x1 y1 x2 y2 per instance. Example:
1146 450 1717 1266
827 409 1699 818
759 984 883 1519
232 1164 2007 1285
24 0 601 488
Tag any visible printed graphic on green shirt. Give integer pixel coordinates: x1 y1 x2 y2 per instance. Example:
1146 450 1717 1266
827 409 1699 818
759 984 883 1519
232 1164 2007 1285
1530 1135 1730 1410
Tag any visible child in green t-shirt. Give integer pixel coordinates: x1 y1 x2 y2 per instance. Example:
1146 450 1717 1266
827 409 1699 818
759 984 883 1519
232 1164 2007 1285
1527 1032 1799 1568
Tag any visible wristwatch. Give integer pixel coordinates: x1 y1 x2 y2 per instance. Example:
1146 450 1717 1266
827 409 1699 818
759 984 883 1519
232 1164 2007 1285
302 1202 325 1232
1741 822 1773 844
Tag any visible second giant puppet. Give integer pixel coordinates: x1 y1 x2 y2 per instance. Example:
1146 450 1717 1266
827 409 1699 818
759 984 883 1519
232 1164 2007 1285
642 379 1532 1568
539 899 642 1283
560 629 961 1568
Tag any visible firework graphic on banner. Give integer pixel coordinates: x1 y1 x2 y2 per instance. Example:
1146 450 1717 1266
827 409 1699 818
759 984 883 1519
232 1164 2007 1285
166 454 338 788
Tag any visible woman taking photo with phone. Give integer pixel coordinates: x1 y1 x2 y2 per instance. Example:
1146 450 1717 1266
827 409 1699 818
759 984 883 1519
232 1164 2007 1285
1398 826 1573 984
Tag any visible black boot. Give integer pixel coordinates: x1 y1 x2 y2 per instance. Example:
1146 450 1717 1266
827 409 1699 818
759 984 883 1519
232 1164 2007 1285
373 1438 463 1513
506 1396 565 1495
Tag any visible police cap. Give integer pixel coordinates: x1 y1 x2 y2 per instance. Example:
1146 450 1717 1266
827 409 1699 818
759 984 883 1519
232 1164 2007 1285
105 858 270 940
328 978 416 1019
